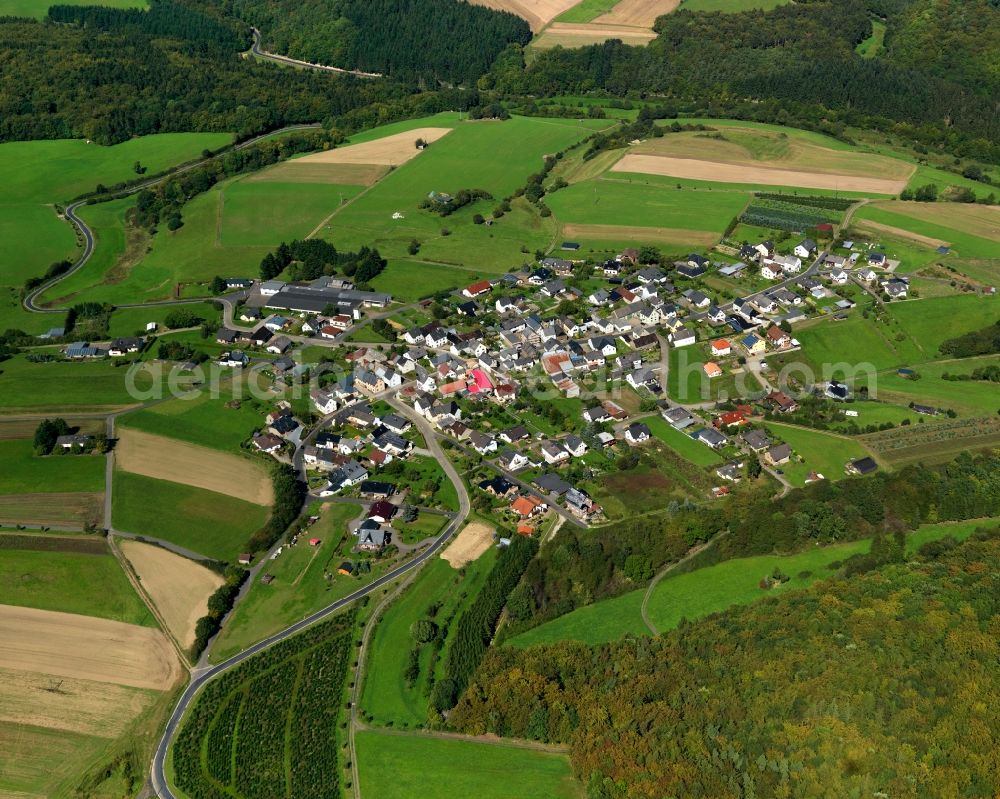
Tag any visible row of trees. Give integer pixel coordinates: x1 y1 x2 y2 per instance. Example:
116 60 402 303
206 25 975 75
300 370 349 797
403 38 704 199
939 317 1000 358
450 527 1000 798
434 534 537 711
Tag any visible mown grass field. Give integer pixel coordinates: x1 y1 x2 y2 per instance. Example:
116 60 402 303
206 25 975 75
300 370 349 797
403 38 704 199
546 180 747 235
361 551 497 728
117 388 264 452
855 202 1000 259
0 0 145 18
209 503 360 661
645 415 722 466
762 422 872 485
0 355 163 412
863 355 1000 418
321 115 611 277
0 537 154 625
111 470 268 561
0 438 105 494
508 518 996 648
355 731 579 799
885 294 998 357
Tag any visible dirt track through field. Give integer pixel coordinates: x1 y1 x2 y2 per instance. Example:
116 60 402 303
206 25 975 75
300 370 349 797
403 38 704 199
440 521 494 568
853 219 950 250
115 428 272 505
594 0 679 27
0 666 156 738
296 128 452 167
561 221 718 246
466 0 582 30
0 604 181 690
613 153 910 194
120 540 223 649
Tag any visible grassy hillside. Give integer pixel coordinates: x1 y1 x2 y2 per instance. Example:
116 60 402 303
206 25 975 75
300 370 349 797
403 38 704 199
355 731 578 799
507 518 996 648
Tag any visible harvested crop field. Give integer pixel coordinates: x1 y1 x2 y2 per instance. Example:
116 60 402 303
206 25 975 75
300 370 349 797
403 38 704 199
120 540 223 648
0 492 103 527
295 128 452 167
467 0 581 30
115 428 272 505
0 416 105 441
0 666 156 738
249 161 389 186
594 0 679 27
866 200 1000 241
560 221 718 246
440 521 494 568
532 22 656 47
613 154 909 194
0 604 180 690
853 219 950 250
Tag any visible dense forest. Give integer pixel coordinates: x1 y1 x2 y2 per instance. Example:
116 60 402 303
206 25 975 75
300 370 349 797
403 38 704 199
0 2 479 143
505 452 1000 635
484 0 1000 163
452 525 1000 798
233 0 531 84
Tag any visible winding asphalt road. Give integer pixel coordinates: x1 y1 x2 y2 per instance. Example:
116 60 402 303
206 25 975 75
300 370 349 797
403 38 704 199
149 387 471 799
150 492 468 799
249 29 383 78
22 124 322 314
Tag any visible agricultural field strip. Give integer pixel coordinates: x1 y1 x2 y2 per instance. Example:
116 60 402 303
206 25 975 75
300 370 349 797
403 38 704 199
612 153 910 194
466 0 582 30
120 540 223 649
0 666 156 738
295 128 452 166
114 428 273 506
0 604 180 690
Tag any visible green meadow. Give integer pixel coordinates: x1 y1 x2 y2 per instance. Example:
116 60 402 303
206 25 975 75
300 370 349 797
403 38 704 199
854 203 1000 259
546 180 747 232
865 354 1000 417
355 731 579 799
554 0 616 22
644 415 723 467
320 115 611 273
111 470 268 561
761 422 871 485
0 132 230 331
0 439 105 494
0 541 154 625
508 518 996 648
0 0 145 19
0 355 164 412
117 389 264 452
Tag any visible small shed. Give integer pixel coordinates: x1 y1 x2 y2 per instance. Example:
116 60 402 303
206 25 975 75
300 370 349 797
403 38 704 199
238 553 253 565
309 537 321 546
